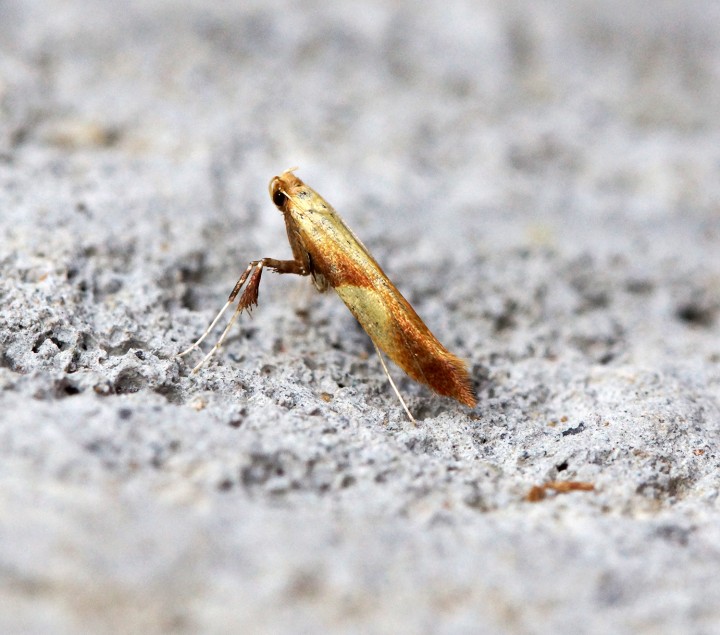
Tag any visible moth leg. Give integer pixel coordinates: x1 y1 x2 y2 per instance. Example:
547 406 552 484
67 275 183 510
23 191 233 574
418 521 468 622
261 258 307 277
373 342 416 424
178 261 258 357
179 258 306 371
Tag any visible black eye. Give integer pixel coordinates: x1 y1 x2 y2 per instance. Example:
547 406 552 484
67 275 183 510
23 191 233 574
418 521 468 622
272 189 286 207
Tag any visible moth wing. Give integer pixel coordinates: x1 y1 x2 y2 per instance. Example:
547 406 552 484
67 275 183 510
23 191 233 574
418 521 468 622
287 183 476 407
334 259 476 408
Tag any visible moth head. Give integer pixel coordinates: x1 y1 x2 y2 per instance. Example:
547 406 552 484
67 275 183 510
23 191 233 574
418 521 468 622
269 167 300 211
269 177 288 211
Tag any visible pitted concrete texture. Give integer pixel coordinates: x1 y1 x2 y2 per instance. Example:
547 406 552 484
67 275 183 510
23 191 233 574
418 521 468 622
1 2 719 633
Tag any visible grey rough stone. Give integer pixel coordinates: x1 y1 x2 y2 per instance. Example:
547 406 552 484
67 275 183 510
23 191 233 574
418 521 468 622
1 1 719 633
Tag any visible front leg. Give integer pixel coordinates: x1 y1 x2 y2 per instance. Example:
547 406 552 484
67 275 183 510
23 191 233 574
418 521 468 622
180 257 307 371
228 258 307 302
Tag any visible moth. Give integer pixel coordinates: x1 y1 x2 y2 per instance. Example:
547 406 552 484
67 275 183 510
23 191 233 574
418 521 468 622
180 169 476 422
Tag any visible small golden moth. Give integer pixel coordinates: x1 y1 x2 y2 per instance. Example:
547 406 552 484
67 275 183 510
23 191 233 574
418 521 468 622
180 169 476 422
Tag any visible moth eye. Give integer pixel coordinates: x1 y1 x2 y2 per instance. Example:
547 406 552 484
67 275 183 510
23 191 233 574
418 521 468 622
272 190 287 207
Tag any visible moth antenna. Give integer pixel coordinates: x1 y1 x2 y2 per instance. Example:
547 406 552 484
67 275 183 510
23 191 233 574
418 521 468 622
178 299 233 357
190 297 246 373
373 343 416 424
181 262 264 371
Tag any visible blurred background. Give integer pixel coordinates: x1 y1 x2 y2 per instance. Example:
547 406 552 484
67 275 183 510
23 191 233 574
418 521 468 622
1 2 720 633
3 0 719 261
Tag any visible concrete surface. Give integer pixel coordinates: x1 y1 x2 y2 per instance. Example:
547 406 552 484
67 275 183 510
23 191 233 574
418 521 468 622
1 1 719 633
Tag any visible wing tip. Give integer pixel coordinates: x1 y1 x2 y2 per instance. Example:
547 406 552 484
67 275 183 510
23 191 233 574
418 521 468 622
448 359 478 408
425 350 478 409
